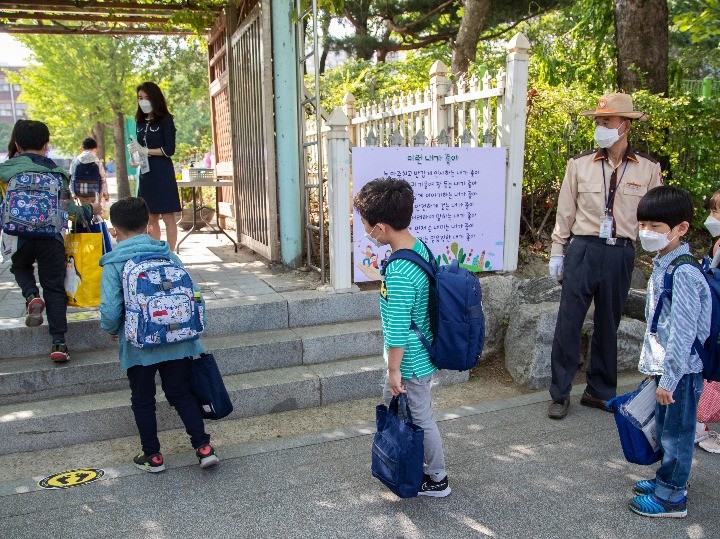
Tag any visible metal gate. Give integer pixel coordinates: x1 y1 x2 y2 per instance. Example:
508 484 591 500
227 3 278 260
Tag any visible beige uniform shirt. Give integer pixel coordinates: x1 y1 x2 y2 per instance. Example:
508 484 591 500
550 146 662 256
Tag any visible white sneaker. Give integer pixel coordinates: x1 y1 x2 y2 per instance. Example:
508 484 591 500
699 431 720 454
695 422 709 443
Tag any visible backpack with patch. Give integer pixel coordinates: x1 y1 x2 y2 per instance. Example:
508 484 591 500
72 161 102 196
381 242 485 371
122 254 205 349
650 254 720 382
2 171 69 237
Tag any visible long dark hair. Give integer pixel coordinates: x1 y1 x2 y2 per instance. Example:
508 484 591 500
135 81 173 123
7 119 26 158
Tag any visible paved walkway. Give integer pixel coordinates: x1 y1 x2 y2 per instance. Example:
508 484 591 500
1 385 716 539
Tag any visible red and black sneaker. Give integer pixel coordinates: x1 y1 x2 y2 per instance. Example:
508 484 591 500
196 444 219 469
133 451 165 473
25 295 45 327
50 342 70 363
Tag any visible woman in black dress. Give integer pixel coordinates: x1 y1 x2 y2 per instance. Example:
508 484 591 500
130 82 181 251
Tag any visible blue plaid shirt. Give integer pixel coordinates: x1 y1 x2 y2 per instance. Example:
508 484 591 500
639 243 710 392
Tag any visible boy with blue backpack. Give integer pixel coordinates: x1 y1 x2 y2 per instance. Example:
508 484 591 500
99 197 218 472
69 137 109 206
354 178 451 497
1 120 101 362
630 186 710 518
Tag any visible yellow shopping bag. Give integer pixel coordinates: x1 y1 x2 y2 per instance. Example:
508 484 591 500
64 232 103 307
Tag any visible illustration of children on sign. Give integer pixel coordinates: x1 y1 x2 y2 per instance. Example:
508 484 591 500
381 249 391 267
357 243 383 281
362 245 374 266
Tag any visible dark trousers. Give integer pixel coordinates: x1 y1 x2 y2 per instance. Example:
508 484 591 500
549 236 635 402
127 357 210 455
10 238 67 341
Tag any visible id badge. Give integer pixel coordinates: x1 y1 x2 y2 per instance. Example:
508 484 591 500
599 216 614 239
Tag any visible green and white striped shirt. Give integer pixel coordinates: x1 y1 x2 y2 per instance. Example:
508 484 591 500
380 239 436 380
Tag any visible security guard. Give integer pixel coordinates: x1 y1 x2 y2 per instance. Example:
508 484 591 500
547 93 662 420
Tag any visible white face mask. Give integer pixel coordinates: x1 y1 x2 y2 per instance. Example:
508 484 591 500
638 229 675 252
594 123 626 149
364 224 386 248
138 99 153 114
704 215 720 237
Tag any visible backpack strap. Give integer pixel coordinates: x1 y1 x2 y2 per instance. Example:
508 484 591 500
379 243 436 354
649 253 705 356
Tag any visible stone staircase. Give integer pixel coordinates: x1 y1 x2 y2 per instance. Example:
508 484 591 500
0 289 467 455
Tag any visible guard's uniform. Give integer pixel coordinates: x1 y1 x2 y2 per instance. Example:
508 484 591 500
549 145 662 403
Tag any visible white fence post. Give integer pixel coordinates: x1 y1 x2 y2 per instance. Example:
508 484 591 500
429 60 450 144
342 92 357 146
322 107 358 293
499 32 530 272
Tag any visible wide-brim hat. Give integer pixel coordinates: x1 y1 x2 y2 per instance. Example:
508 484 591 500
579 93 648 121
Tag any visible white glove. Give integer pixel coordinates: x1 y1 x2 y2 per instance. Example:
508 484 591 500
128 142 148 157
549 255 564 282
128 137 149 156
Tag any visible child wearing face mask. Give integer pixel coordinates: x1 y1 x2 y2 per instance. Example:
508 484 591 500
629 186 710 518
703 189 720 268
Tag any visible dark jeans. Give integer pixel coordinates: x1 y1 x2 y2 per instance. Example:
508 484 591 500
127 357 209 455
10 238 67 341
549 236 635 402
654 372 704 503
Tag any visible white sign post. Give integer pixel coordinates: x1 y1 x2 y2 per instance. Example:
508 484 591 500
352 146 507 283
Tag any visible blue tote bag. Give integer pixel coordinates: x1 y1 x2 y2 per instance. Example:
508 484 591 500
189 353 233 420
371 394 425 498
607 380 662 466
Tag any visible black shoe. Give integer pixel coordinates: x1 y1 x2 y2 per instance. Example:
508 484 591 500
418 474 451 497
548 399 569 419
50 342 70 363
580 390 612 412
196 444 219 469
133 451 165 473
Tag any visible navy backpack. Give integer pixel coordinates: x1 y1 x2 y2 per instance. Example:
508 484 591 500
381 242 485 371
651 254 720 382
72 161 103 196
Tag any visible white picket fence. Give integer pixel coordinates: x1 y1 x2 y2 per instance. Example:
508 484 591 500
320 33 530 292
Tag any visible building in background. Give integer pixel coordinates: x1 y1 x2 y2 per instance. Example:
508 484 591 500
0 64 27 124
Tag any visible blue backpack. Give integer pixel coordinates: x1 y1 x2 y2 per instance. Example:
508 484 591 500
72 161 102 196
2 171 69 237
650 254 720 382
381 242 485 371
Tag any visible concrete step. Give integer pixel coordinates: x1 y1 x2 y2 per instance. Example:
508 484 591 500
0 356 469 454
0 319 383 405
0 290 380 360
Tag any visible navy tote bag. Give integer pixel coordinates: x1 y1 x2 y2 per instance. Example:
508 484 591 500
189 353 233 420
372 394 425 498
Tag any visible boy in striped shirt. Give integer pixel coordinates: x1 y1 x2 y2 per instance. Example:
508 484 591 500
354 178 450 497
630 186 710 518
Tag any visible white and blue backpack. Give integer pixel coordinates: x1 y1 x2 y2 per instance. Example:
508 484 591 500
122 254 204 348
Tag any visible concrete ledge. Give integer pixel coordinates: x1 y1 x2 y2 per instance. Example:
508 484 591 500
283 290 380 327
294 319 382 365
0 356 471 454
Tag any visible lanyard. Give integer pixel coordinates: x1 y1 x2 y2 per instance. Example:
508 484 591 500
602 159 629 215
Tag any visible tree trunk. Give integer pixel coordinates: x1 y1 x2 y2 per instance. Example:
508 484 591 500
113 110 131 199
451 0 491 76
319 14 331 74
614 0 668 95
91 121 106 161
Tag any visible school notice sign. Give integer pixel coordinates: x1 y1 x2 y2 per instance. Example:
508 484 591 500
352 146 507 283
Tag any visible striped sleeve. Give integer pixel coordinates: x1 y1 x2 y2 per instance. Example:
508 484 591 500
383 271 415 348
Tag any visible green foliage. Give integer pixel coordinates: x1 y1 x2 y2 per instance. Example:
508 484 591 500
524 0 616 91
673 0 720 41
7 35 140 155
315 46 451 111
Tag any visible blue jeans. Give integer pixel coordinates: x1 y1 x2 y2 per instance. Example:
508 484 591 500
654 372 703 503
127 357 210 455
